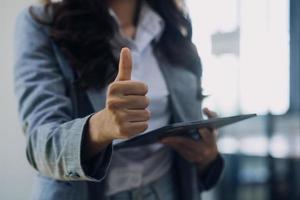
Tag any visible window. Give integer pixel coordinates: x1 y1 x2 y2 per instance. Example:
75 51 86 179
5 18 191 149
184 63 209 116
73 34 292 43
186 0 290 115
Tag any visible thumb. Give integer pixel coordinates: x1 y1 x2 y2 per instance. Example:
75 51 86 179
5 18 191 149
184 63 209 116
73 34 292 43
203 107 218 119
115 47 132 81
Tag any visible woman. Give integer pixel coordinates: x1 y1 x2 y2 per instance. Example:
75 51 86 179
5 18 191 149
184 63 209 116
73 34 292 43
14 0 224 199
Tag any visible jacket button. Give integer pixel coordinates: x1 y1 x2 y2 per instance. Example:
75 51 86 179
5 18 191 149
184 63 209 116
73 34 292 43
71 172 80 178
66 171 80 179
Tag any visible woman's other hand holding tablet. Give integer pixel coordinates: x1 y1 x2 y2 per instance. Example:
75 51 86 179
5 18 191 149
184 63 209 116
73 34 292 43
161 108 219 174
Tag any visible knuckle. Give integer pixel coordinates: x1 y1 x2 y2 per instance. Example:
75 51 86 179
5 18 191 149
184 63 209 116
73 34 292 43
106 98 118 109
142 83 149 94
108 82 122 95
143 97 150 107
144 110 151 120
136 82 148 94
128 130 139 138
141 123 148 132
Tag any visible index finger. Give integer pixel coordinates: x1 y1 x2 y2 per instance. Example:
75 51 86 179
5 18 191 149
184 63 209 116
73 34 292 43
109 81 148 96
198 128 217 144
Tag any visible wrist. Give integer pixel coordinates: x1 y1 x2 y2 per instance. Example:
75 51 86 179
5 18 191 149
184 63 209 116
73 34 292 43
84 111 113 161
89 110 114 144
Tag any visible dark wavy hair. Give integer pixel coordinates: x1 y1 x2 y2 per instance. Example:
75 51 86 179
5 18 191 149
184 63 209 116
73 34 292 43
30 0 200 89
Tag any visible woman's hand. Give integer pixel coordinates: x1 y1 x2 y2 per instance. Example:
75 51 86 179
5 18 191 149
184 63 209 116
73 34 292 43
84 48 151 159
161 108 219 173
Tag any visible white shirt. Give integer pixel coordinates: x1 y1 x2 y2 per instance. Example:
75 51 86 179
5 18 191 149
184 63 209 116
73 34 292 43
105 1 172 196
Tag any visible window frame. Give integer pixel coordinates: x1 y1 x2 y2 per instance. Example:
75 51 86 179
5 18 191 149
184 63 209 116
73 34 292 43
289 0 300 113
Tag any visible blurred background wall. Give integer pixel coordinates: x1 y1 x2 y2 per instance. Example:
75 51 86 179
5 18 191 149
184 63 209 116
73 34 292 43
0 0 35 199
187 0 300 199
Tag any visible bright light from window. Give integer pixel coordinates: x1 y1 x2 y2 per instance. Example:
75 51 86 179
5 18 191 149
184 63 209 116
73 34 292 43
186 0 290 116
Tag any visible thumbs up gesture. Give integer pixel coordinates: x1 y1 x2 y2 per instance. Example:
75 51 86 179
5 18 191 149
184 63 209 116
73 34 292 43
85 48 150 158
105 48 150 138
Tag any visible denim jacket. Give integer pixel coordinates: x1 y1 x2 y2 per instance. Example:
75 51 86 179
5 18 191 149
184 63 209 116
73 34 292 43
14 6 224 200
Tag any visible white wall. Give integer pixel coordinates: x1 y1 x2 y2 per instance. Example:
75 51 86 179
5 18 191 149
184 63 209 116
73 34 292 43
0 0 36 199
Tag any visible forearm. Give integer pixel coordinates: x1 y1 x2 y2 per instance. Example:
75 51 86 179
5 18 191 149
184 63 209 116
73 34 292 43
26 115 112 182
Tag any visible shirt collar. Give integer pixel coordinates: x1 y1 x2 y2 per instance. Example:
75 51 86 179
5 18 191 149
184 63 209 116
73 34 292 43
109 1 165 52
137 1 165 43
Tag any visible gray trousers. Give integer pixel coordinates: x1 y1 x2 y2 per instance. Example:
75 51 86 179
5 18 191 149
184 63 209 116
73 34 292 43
106 171 179 200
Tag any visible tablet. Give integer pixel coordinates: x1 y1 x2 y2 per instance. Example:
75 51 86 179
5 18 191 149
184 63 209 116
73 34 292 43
114 114 257 149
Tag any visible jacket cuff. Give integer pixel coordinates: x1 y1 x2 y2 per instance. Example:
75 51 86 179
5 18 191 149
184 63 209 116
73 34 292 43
64 114 112 182
198 154 225 191
81 143 113 182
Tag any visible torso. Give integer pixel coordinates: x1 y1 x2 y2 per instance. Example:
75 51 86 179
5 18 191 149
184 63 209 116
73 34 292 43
104 2 173 195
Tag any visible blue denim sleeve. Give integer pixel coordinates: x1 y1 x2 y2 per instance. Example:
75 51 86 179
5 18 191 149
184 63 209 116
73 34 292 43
14 7 112 182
